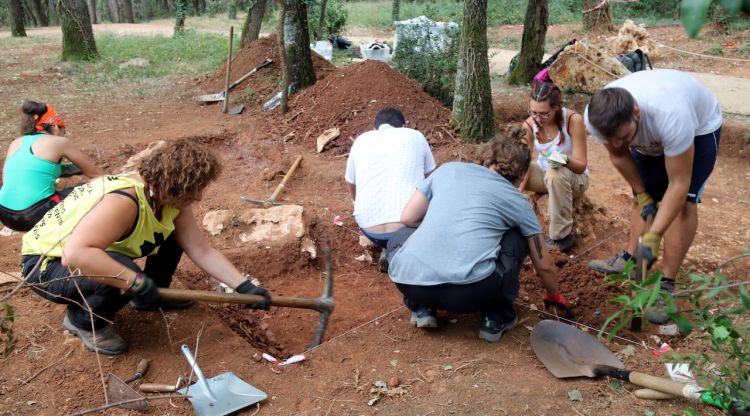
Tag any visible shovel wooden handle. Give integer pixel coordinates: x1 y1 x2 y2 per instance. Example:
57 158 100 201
628 372 702 401
634 388 677 400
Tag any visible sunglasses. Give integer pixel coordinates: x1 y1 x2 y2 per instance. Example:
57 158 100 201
528 108 552 119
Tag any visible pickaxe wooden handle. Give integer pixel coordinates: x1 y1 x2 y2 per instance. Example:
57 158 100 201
241 155 303 208
158 248 333 348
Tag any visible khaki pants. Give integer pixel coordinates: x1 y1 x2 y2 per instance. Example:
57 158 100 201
526 164 589 240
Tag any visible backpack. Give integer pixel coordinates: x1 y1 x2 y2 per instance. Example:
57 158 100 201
618 49 653 72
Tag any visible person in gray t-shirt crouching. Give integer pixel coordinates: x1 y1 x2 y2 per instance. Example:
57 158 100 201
386 128 573 342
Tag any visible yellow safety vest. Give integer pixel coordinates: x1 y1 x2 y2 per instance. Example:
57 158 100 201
22 175 181 260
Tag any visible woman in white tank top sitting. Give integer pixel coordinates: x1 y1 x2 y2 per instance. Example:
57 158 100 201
520 81 589 252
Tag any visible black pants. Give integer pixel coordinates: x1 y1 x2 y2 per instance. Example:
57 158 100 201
22 235 183 330
0 188 73 232
387 227 529 323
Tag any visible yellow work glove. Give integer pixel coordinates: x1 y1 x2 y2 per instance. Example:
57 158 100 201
635 192 657 221
641 231 661 269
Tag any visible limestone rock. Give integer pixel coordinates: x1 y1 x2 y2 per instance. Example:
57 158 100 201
238 204 305 244
119 140 166 173
359 235 372 247
548 40 631 94
203 209 234 236
300 236 317 259
316 128 340 153
611 20 659 60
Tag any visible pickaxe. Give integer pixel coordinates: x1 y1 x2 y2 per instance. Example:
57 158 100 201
241 155 303 208
158 248 333 348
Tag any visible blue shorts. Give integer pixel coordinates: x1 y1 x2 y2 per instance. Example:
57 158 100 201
360 228 396 249
631 128 720 204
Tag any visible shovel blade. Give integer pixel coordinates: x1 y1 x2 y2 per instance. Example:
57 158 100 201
530 320 624 379
226 104 244 115
178 372 266 416
193 92 225 102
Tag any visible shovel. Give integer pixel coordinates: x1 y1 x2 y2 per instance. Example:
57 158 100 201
530 320 704 401
193 59 273 103
178 344 266 416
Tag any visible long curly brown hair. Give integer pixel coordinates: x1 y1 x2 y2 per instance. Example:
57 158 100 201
137 139 222 206
474 126 530 183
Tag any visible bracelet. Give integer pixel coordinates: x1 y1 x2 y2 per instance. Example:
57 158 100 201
124 273 145 295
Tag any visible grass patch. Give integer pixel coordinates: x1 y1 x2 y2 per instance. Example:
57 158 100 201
67 30 231 84
0 35 56 51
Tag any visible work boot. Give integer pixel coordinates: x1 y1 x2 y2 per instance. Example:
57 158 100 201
545 232 576 252
409 307 438 328
646 278 676 324
588 250 632 275
63 314 127 355
131 299 194 311
478 314 518 343
378 249 389 273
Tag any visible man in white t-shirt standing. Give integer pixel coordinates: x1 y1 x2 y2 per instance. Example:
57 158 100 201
345 107 436 271
584 69 722 323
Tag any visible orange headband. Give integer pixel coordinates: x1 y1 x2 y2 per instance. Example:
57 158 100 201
35 104 65 133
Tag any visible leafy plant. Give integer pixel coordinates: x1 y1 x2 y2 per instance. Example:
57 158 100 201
308 0 348 37
392 19 459 107
681 0 750 37
602 251 750 412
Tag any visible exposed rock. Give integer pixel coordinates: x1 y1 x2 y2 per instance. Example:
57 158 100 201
237 204 305 244
316 128 340 153
203 209 234 236
300 236 317 259
359 235 373 247
548 40 630 94
611 19 659 60
119 140 167 173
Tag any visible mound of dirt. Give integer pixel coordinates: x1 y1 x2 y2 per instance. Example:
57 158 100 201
199 34 337 108
271 60 454 155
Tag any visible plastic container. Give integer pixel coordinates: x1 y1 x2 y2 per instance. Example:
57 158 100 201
311 40 333 61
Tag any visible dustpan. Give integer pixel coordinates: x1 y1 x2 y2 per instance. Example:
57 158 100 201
106 372 148 410
177 344 267 416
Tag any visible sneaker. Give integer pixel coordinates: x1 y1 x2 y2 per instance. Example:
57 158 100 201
646 279 676 324
379 249 389 273
588 250 631 275
479 315 518 343
130 299 194 311
63 314 127 355
546 232 576 252
409 307 438 328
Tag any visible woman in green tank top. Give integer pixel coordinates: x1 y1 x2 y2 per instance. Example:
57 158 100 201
0 100 101 231
21 139 271 355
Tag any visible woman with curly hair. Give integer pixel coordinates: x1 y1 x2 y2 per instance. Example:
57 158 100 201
385 129 571 342
21 139 270 355
520 81 589 252
0 100 101 231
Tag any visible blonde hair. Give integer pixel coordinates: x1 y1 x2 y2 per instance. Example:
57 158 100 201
474 126 530 183
138 139 222 206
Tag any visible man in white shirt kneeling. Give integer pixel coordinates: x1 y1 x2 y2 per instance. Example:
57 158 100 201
344 107 436 272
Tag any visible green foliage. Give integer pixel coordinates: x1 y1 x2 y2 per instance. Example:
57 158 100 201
174 0 188 34
309 0 348 37
681 0 749 37
603 253 750 412
228 0 237 19
392 19 459 106
69 32 230 83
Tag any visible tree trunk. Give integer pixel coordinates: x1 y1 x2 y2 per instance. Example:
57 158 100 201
507 0 548 85
240 0 266 47
22 0 39 25
121 0 134 22
281 0 316 89
451 0 494 143
174 0 187 33
276 0 288 113
106 0 120 21
58 0 98 60
85 0 97 23
160 0 171 14
9 0 27 36
314 0 328 39
392 0 400 22
30 0 50 25
48 0 58 25
582 0 614 32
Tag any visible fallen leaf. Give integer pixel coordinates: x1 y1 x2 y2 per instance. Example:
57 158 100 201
568 389 583 401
